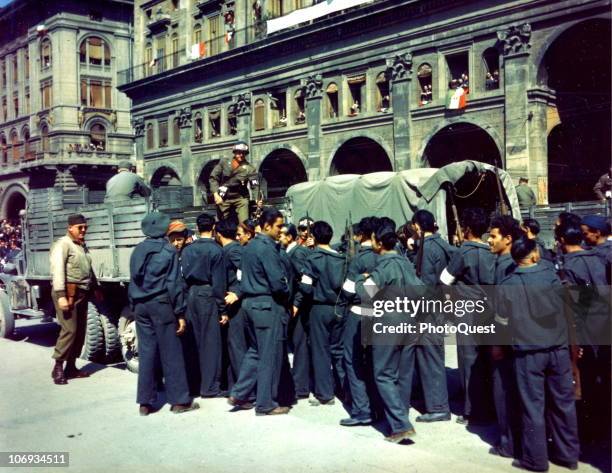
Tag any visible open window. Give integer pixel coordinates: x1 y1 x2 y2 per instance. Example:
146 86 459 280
90 123 106 150
347 75 365 116
209 109 221 137
326 83 338 118
482 48 500 90
40 124 49 153
417 63 433 106
194 112 203 142
146 123 154 149
0 134 7 164
446 52 469 92
227 106 237 135
375 72 390 112
40 38 52 69
254 99 265 131
23 128 32 160
172 116 180 145
294 88 305 124
10 130 19 162
270 91 287 127
158 120 168 147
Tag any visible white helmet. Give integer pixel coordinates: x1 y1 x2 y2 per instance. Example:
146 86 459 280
232 141 249 154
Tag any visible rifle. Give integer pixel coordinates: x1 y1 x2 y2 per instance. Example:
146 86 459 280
416 230 425 278
252 190 265 220
347 211 356 260
493 157 509 216
448 184 463 246
556 242 583 400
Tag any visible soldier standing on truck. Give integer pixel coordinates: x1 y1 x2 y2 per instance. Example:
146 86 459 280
104 160 151 203
209 142 262 224
49 214 98 385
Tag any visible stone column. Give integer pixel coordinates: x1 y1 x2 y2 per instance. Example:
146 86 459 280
131 117 145 175
386 53 413 171
498 24 539 197
301 74 323 179
179 106 194 188
233 93 252 146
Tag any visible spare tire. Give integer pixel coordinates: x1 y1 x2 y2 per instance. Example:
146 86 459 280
0 289 14 339
80 302 105 362
100 313 122 363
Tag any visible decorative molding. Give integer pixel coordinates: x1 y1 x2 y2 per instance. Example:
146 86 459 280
497 23 532 56
132 117 145 137
179 107 193 128
385 53 413 82
232 93 252 115
301 74 323 99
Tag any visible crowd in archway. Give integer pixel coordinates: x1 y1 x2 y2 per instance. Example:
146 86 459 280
0 219 22 265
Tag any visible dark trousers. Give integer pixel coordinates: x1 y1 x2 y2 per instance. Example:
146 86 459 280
492 350 520 457
415 331 449 413
309 304 344 401
231 296 284 413
343 314 371 420
577 345 612 442
372 342 415 435
186 285 222 396
134 299 191 406
456 333 493 419
52 290 88 363
227 307 248 392
515 347 579 471
288 311 310 397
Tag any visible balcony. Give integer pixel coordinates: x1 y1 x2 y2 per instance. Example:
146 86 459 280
147 11 172 34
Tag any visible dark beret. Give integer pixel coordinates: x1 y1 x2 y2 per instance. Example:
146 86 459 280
141 212 170 238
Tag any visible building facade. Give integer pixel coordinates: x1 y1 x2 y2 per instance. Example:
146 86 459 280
0 0 134 220
119 0 611 208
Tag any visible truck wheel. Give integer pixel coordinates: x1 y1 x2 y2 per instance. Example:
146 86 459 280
100 313 122 363
80 302 105 362
0 289 15 339
119 313 139 373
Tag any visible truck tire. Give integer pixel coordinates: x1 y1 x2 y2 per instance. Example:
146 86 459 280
80 302 105 362
100 313 122 363
119 312 139 373
0 289 15 339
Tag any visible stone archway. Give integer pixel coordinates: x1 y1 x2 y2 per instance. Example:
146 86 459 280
539 18 611 202
259 148 308 199
1 185 27 220
197 159 220 204
422 122 501 168
150 165 182 188
329 137 392 176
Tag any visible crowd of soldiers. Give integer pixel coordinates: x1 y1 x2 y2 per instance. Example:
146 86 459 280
124 201 610 472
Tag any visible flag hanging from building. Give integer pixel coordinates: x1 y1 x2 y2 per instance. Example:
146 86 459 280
190 42 206 60
446 87 467 110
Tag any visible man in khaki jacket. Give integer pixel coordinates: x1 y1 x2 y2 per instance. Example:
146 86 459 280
50 214 97 384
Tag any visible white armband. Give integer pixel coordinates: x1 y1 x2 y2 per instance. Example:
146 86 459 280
439 268 456 286
342 279 356 293
236 269 242 281
300 275 313 285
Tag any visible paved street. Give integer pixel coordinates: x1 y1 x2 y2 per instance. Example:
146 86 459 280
0 320 609 473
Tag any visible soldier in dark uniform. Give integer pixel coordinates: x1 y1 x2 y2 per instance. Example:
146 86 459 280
215 219 245 392
228 208 291 415
209 142 261 224
281 224 311 399
355 225 424 443
439 207 496 425
104 160 151 203
293 221 345 405
555 219 610 444
495 236 579 472
521 218 554 263
581 215 612 279
410 210 453 423
339 217 380 426
128 212 199 415
487 215 522 458
181 213 227 397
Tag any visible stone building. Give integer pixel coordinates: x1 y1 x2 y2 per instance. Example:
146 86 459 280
118 0 611 208
0 0 134 220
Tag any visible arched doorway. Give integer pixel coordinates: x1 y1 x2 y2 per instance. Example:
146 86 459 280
330 137 392 176
150 166 181 188
150 166 182 208
423 123 501 168
198 159 219 204
3 188 26 220
260 149 307 199
540 19 611 202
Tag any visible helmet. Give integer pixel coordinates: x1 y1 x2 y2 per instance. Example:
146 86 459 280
232 141 249 155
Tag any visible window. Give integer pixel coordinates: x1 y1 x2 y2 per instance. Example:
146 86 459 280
145 43 153 76
80 37 111 67
326 83 338 118
171 33 180 68
23 128 32 160
24 90 30 115
158 120 168 147
209 109 220 137
172 116 180 145
208 15 221 56
1 135 7 164
268 0 283 17
347 75 365 116
375 72 390 112
253 99 265 131
446 52 469 92
156 36 166 74
90 123 106 150
194 113 203 142
482 48 500 90
270 91 286 127
41 81 52 109
13 94 18 117
12 55 18 84
294 88 305 124
24 51 29 80
40 124 49 153
227 107 237 135
40 38 52 69
417 63 432 106
80 79 112 108
146 123 154 149
10 130 19 162
194 24 202 44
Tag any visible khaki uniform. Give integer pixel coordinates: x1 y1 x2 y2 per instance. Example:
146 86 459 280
209 158 259 223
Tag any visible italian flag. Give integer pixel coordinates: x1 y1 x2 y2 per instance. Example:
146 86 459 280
447 87 467 110
190 42 206 60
